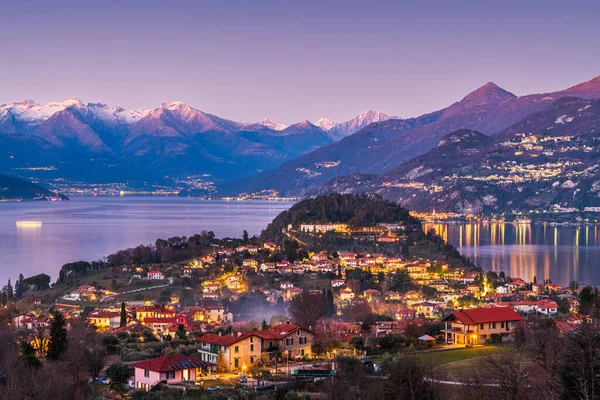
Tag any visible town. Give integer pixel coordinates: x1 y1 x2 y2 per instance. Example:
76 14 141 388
0 194 598 400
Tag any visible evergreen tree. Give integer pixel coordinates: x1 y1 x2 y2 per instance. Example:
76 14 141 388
533 275 537 284
120 302 127 327
6 278 13 300
242 230 249 244
261 319 268 330
47 311 68 360
15 273 25 299
326 289 335 316
1 291 6 306
175 324 187 340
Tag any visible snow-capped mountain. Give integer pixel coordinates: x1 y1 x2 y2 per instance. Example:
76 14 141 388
313 111 392 141
255 118 287 131
314 118 336 131
0 98 338 184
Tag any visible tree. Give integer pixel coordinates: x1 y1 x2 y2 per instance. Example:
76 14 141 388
15 273 25 299
1 291 6 306
242 230 249 243
289 291 325 330
570 280 580 292
261 319 269 330
111 278 118 291
176 324 187 340
106 361 131 383
120 302 127 327
216 350 228 372
47 311 68 360
579 286 597 315
20 341 41 368
380 355 439 400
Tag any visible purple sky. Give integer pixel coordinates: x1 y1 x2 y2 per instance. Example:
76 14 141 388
1 0 599 124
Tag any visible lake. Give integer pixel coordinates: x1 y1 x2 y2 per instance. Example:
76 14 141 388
1 198 597 288
0 197 294 284
424 222 600 287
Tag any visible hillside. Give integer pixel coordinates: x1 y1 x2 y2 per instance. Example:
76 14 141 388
314 97 600 215
222 76 600 197
0 174 68 201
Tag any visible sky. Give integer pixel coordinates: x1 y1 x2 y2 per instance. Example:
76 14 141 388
1 0 599 125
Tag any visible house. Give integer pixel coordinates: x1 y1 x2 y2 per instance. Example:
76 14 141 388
132 354 214 391
496 285 511 295
395 308 416 320
286 287 303 300
143 317 175 333
331 279 345 288
87 310 122 331
412 302 438 318
197 332 263 370
280 281 294 290
147 271 165 280
442 307 523 345
256 323 314 359
339 289 355 301
311 253 328 263
225 276 243 291
536 300 559 315
205 305 233 323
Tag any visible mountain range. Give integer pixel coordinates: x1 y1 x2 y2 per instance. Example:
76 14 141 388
223 76 600 200
0 99 388 187
312 96 600 214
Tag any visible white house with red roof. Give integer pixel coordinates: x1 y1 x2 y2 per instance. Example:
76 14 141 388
132 354 214 391
147 270 165 280
442 307 523 345
280 281 294 290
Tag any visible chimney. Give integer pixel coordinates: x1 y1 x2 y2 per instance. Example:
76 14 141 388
219 332 222 336
286 319 290 325
238 331 242 337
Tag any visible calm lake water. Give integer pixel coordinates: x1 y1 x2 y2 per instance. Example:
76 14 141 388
424 222 600 287
0 197 294 284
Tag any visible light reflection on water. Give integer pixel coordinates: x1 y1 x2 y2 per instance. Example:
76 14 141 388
423 223 600 286
0 197 293 284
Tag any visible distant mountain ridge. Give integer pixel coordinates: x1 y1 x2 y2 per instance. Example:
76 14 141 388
0 98 388 186
223 75 600 197
313 97 600 214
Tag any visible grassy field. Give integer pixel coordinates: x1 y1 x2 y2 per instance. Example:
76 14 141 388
415 345 509 367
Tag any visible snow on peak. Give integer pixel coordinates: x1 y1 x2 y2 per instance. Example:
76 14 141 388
257 118 287 130
1 98 84 123
315 118 336 131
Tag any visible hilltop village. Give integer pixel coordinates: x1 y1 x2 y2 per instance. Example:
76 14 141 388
0 194 597 400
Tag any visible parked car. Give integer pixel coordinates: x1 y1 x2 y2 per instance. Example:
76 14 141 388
96 377 112 385
128 380 135 389
207 386 221 391
238 375 248 384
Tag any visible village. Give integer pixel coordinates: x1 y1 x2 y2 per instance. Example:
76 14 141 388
0 214 588 399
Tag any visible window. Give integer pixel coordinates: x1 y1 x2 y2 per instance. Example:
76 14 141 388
301 349 305 356
250 356 255 363
144 369 150 378
234 358 239 368
250 337 254 343
286 338 294 346
250 344 254 352
480 324 483 329
235 346 239 353
492 322 496 329
166 371 175 380
501 322 504 328
299 337 307 345
297 330 300 336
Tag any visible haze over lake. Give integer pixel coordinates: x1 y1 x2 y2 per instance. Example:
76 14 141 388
0 197 293 284
424 222 600 287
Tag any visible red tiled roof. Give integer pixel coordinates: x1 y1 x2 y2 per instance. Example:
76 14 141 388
131 354 213 372
197 332 256 347
255 323 301 340
144 317 175 324
443 307 523 325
